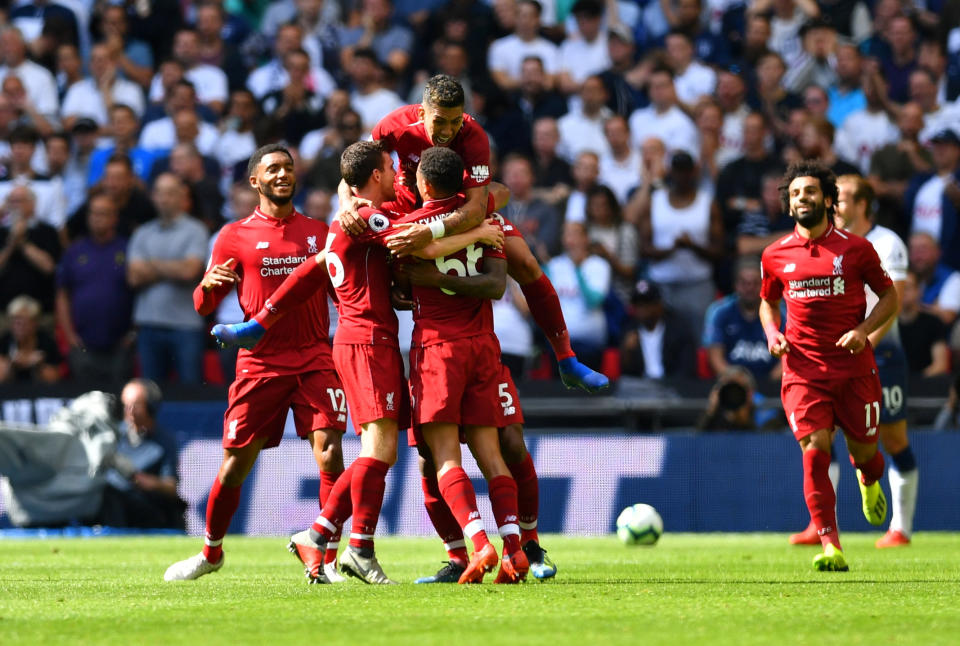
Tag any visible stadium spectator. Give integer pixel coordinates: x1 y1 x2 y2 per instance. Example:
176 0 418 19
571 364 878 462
665 30 716 108
783 18 838 94
246 23 336 102
798 116 859 178
10 0 80 58
715 67 750 170
139 83 220 155
0 294 61 383
501 153 562 262
100 379 185 529
338 0 414 78
55 191 134 384
628 66 698 159
545 221 610 369
916 38 955 107
908 232 960 328
733 11 774 73
97 3 154 87
735 172 795 255
54 42 83 101
0 184 61 313
703 255 782 382
556 0 610 95
44 126 93 219
488 0 559 92
660 0 730 67
497 56 566 154
766 0 819 70
597 23 643 117
564 150 601 226
697 366 765 431
493 278 535 380
193 2 248 92
0 26 59 118
905 129 960 273
825 42 865 128
127 173 208 384
213 90 259 192
261 49 325 146
408 39 476 115
2 70 55 137
303 108 364 192
149 29 228 114
60 42 145 129
834 67 899 175
557 75 612 163
910 68 960 145
636 150 723 339
69 154 157 241
529 117 572 208
599 114 641 205
298 89 352 165
166 143 224 232
302 187 334 223
932 372 960 430
260 0 342 41
584 184 638 303
748 51 803 139
346 48 404 133
620 279 696 379
898 269 951 378
877 14 918 105
868 101 931 237
801 84 829 122
694 98 723 180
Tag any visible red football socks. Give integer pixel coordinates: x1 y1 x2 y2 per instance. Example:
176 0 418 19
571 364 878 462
202 478 242 563
312 463 355 541
803 448 841 550
488 475 522 554
519 273 574 360
438 467 492 551
851 451 885 486
422 474 469 564
254 257 327 328
507 453 539 545
319 470 342 563
349 458 390 552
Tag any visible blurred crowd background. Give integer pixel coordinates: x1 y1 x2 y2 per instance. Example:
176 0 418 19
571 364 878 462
0 0 958 409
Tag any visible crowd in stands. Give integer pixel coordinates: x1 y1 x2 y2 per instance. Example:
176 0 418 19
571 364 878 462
0 0 958 396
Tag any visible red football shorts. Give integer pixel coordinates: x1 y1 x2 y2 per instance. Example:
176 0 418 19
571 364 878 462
222 370 347 449
333 343 409 434
407 334 503 446
781 373 883 443
496 362 524 427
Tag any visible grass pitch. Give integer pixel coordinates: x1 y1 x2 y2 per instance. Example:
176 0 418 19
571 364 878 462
2 533 959 646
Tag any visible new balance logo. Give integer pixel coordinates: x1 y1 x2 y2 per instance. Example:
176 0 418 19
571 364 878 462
866 426 877 437
784 263 796 273
337 414 346 423
256 241 269 249
227 420 239 440
505 515 517 523
468 511 481 520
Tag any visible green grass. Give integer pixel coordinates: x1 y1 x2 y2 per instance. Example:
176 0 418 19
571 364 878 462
2 534 959 646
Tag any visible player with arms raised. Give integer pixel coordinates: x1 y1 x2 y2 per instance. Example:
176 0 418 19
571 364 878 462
759 161 898 572
338 74 608 394
163 144 346 582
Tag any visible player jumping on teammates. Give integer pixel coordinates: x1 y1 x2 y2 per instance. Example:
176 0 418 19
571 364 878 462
164 144 347 582
340 74 607 393
759 161 898 572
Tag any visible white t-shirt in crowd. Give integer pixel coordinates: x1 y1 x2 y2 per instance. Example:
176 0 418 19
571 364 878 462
912 175 946 241
544 254 610 344
628 104 698 157
61 78 146 125
488 34 560 82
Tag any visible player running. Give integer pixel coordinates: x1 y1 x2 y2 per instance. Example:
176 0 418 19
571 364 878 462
164 144 347 582
337 74 608 393
759 161 898 572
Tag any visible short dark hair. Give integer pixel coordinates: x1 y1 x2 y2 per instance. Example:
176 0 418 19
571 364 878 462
106 153 133 171
779 160 838 217
422 74 465 109
519 0 543 15
9 124 39 145
45 130 70 147
247 143 293 178
340 140 386 188
419 146 463 197
585 184 622 224
110 103 138 120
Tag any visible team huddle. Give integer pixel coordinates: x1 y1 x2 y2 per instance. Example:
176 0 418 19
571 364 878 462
163 75 609 585
161 74 918 582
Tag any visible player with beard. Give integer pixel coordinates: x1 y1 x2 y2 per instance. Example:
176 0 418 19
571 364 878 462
759 161 899 571
163 144 346 581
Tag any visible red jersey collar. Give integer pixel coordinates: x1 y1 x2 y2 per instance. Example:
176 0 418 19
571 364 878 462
796 221 834 246
422 195 461 209
253 206 297 223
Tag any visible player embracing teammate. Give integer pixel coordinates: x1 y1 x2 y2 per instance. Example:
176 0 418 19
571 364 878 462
760 161 899 571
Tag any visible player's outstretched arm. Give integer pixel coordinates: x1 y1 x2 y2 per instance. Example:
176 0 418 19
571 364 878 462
402 256 506 300
837 285 899 354
759 297 789 358
406 219 504 259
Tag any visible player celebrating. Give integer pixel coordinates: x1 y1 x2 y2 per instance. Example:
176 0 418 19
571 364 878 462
835 175 917 548
759 161 898 572
163 144 346 582
337 74 608 394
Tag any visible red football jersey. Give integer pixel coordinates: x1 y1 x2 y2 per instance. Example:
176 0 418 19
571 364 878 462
200 208 334 377
324 205 404 346
395 194 505 347
761 223 893 383
371 104 491 211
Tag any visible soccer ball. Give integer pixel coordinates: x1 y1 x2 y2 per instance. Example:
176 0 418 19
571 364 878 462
616 503 663 546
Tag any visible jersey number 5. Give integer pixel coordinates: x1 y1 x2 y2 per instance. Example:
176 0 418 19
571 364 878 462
435 244 482 295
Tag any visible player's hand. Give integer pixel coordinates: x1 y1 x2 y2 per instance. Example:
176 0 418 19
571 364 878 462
337 195 372 236
386 222 432 255
476 218 504 250
766 332 790 358
836 329 868 354
200 258 238 292
390 285 413 310
397 259 442 287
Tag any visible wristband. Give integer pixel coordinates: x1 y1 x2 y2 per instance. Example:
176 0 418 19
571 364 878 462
428 219 445 240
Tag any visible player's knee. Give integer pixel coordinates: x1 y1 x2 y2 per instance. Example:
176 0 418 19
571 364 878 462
498 424 527 464
218 462 248 488
506 239 542 285
317 440 344 472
